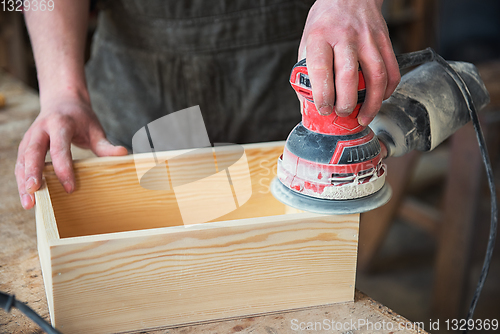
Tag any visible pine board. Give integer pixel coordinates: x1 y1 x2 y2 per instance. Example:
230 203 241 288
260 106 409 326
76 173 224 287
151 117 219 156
35 142 360 333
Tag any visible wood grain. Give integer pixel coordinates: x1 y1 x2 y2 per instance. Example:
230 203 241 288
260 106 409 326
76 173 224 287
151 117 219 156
34 182 59 320
43 142 286 238
36 141 361 333
49 214 359 333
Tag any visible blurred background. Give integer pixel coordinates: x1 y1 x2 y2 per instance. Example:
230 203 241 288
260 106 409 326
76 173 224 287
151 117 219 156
1 0 499 333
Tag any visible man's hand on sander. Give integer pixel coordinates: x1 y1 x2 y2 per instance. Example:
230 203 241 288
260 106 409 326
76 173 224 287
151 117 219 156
16 95 128 210
299 0 400 126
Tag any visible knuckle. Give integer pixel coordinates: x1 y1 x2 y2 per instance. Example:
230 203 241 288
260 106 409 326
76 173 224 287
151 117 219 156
360 107 379 122
50 136 73 156
56 172 72 183
17 186 26 197
50 146 68 159
30 117 48 131
24 142 46 157
307 53 331 71
337 103 356 114
17 137 29 155
364 106 380 117
50 139 70 157
373 27 390 40
371 66 387 85
312 90 331 105
50 113 75 130
340 58 358 74
24 159 41 172
307 27 329 41
337 26 358 40
53 159 73 177
368 99 383 114
389 72 401 87
336 71 358 86
14 162 24 176
58 126 72 141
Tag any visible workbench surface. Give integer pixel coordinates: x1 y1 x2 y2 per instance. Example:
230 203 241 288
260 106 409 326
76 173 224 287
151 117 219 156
0 71 427 334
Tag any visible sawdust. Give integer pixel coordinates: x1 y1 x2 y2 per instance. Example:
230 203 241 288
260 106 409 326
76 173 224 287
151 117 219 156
303 168 386 200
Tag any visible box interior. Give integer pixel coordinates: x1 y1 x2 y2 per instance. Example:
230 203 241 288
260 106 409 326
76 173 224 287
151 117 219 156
44 145 289 238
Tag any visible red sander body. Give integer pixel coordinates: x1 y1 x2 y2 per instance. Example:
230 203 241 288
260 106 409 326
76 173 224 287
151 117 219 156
271 49 490 214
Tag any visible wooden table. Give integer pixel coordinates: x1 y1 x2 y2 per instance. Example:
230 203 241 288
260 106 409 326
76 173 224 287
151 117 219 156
0 71 427 334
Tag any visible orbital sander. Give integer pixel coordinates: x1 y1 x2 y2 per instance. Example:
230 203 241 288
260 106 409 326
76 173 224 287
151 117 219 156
271 48 490 214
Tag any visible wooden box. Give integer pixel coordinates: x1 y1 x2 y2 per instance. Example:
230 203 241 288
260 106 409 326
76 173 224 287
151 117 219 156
35 142 360 333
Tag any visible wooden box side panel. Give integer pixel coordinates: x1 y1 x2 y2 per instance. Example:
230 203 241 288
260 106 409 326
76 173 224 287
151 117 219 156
50 214 359 334
34 181 60 324
43 143 286 238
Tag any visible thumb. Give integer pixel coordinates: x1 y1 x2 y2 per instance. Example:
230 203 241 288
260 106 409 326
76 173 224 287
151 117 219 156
89 126 128 157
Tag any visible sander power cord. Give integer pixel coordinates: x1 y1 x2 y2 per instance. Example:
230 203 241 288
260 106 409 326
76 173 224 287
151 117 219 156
400 48 497 331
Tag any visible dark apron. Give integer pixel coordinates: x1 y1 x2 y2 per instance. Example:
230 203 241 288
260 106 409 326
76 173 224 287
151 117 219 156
86 0 313 150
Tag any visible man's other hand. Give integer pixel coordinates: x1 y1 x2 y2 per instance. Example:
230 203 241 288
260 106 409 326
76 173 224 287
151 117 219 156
16 97 128 209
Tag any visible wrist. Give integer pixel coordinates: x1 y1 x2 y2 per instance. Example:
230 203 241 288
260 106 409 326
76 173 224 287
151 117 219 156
39 75 91 109
38 89 92 120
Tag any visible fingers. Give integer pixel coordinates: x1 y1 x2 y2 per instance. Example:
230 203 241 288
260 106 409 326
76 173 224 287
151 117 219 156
49 126 75 194
305 38 335 116
23 129 50 195
298 0 400 126
16 136 35 210
333 44 359 116
88 123 128 157
358 41 388 126
15 102 123 210
16 129 50 209
378 36 401 99
16 168 34 209
304 32 397 123
93 138 128 157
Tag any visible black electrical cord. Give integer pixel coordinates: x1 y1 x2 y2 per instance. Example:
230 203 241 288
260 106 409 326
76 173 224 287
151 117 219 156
430 50 498 332
393 48 496 332
0 291 62 334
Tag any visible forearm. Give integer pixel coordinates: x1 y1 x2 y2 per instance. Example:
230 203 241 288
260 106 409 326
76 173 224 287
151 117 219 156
24 0 90 106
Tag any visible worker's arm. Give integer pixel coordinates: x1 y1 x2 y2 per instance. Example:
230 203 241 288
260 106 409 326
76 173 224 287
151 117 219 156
16 0 127 210
299 0 400 126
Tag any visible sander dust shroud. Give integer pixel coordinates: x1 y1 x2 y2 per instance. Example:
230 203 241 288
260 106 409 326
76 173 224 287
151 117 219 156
271 48 490 215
